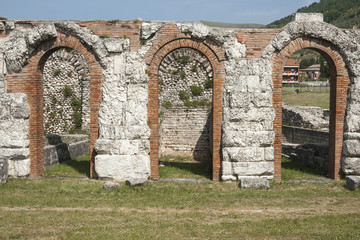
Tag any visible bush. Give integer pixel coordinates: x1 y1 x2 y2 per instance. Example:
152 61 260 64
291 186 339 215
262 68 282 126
63 85 73 98
179 71 186 79
179 90 189 101
191 64 198 72
162 101 172 109
205 78 213 89
72 112 82 129
71 97 82 112
53 69 61 77
190 85 203 96
178 56 190 65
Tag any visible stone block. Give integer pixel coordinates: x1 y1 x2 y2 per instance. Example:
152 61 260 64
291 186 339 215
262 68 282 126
342 157 360 175
343 140 360 157
223 147 265 162
346 176 360 190
0 148 29 160
119 140 139 155
125 178 149 187
103 181 121 190
232 162 274 176
94 139 119 155
239 178 270 189
8 159 30 177
0 159 8 184
95 154 150 181
292 13 323 22
104 38 130 53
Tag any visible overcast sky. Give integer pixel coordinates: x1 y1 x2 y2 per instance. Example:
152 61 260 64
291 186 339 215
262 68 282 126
1 0 320 25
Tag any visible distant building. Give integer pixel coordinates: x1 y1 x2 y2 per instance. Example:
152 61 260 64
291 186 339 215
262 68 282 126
283 59 299 84
301 64 320 80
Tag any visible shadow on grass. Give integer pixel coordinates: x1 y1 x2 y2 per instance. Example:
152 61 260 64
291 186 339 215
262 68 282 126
160 161 211 180
63 157 90 177
281 156 327 181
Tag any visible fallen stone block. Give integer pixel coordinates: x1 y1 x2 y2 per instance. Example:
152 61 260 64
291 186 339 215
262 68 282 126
239 178 270 189
346 176 360 190
103 181 121 190
125 178 149 187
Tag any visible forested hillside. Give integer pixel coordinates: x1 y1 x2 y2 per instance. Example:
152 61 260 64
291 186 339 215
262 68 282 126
267 0 360 29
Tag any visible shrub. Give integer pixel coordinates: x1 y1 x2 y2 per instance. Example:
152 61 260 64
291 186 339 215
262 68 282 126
191 64 198 72
71 96 82 112
158 78 164 85
73 112 82 129
63 85 73 98
53 69 61 77
190 85 203 96
162 101 172 109
179 90 189 101
178 56 190 65
205 78 213 89
51 95 57 104
179 71 186 79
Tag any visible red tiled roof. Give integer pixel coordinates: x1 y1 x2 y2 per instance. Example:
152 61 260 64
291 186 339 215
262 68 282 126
284 58 299 67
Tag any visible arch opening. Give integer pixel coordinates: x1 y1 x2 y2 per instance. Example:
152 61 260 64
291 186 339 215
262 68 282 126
157 47 213 180
147 38 224 181
272 38 350 181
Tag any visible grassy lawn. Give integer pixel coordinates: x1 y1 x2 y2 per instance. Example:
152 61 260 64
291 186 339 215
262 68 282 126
0 155 359 239
159 155 211 180
282 87 330 109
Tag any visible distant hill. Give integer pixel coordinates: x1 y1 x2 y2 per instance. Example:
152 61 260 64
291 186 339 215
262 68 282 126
267 0 360 29
200 20 265 29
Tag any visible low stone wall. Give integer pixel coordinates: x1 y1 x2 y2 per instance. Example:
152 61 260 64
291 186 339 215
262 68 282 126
159 106 212 161
44 134 89 167
282 125 329 145
282 142 328 172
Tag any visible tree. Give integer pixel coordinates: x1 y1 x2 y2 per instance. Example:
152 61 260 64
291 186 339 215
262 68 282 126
319 55 330 79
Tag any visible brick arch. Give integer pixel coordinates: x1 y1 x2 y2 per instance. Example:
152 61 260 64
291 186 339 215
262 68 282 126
6 33 104 178
272 37 350 181
146 38 225 181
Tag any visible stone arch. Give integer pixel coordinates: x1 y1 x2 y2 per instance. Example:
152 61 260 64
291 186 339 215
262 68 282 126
6 33 104 178
146 37 225 181
271 37 350 180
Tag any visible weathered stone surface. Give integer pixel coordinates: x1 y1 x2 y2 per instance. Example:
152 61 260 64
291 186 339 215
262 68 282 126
0 159 8 184
8 159 30 177
292 13 324 22
95 155 150 181
343 157 360 175
224 37 246 60
103 181 121 190
141 22 164 39
125 178 149 187
26 24 57 48
239 178 270 189
343 140 360 157
346 176 360 190
232 162 274 177
103 38 130 53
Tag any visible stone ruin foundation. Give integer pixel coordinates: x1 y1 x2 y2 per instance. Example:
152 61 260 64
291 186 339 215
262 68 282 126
0 13 360 183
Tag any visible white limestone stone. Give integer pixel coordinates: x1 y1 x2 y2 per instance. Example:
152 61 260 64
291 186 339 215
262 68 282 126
292 13 324 22
8 159 30 177
95 154 150 181
232 162 274 176
141 22 164 40
343 157 360 175
104 38 130 53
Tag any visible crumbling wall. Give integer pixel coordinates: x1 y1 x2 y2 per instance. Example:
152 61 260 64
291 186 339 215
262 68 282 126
1 14 360 182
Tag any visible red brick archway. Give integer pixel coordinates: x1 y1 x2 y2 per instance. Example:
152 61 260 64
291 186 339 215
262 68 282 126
272 38 350 181
6 33 104 178
146 35 225 181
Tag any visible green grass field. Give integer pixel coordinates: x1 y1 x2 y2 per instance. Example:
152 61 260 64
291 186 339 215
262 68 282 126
0 155 359 239
282 86 330 109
